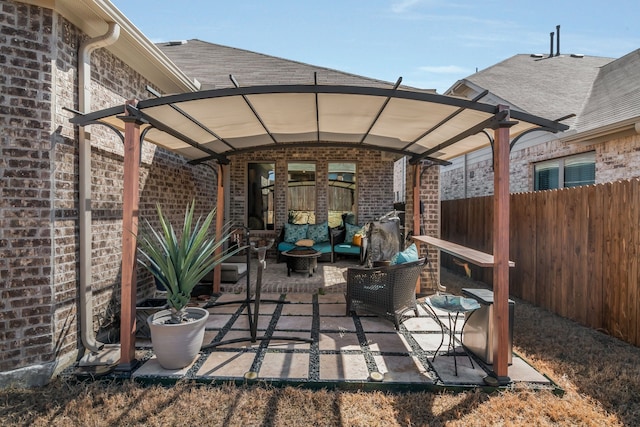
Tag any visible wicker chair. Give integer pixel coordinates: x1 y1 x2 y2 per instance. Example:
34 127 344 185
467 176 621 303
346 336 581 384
345 258 426 329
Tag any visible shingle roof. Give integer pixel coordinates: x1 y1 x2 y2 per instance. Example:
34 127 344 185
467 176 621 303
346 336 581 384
575 49 640 133
456 54 614 128
157 39 406 91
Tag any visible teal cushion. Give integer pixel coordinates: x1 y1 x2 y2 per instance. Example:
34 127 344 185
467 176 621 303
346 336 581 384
284 223 308 244
307 221 329 243
277 241 296 252
344 222 361 244
311 241 332 254
334 243 360 255
390 243 419 265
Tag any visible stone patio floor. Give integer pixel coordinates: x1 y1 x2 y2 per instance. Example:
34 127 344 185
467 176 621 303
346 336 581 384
117 259 555 392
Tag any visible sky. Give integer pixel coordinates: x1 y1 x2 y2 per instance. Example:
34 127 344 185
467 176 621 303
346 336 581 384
111 0 640 93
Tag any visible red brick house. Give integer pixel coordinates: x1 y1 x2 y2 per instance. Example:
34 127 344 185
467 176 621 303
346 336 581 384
2 0 566 387
440 49 640 199
1 0 441 386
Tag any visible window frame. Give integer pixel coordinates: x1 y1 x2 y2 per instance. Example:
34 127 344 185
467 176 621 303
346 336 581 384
287 162 317 224
327 162 357 228
534 152 595 191
246 162 275 230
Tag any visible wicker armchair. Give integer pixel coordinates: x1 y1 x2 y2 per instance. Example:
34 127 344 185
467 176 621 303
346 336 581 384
345 258 426 329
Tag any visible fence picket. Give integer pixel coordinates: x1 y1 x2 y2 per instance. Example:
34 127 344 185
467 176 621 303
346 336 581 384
441 179 640 348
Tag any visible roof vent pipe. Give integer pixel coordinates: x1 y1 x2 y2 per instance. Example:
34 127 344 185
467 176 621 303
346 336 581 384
78 22 121 353
556 25 561 56
549 32 554 58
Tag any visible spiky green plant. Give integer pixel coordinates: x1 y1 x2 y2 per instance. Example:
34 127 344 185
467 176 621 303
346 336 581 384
137 201 238 323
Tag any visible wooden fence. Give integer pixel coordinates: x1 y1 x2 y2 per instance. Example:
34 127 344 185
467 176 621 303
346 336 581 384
441 179 640 347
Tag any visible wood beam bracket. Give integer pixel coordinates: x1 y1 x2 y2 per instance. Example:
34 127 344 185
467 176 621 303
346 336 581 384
488 110 518 171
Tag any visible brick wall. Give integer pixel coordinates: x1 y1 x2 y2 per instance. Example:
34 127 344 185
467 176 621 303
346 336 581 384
1 2 217 377
0 0 444 382
441 131 640 201
1 2 57 374
227 147 397 233
405 162 440 293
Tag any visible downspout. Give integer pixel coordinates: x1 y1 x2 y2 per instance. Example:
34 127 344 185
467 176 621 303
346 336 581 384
78 23 121 353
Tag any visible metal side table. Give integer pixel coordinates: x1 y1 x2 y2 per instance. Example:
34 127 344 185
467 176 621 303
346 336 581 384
425 294 481 376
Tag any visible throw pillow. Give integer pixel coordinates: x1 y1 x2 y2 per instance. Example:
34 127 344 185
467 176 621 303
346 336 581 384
390 243 419 265
284 223 308 244
344 222 361 244
307 221 329 243
295 239 314 247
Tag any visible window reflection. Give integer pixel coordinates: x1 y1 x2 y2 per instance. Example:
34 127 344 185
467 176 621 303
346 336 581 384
328 162 356 227
287 162 316 224
247 163 275 230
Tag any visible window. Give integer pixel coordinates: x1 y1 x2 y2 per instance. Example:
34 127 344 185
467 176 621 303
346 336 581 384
247 163 275 230
287 162 316 224
534 152 595 191
328 162 356 227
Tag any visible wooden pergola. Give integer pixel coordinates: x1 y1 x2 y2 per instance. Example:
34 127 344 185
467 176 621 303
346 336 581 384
71 84 568 384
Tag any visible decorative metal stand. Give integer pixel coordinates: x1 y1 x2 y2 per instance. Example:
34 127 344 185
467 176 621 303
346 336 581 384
425 294 480 376
203 227 313 349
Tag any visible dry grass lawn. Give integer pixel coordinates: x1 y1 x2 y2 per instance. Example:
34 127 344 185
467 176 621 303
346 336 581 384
2 270 639 426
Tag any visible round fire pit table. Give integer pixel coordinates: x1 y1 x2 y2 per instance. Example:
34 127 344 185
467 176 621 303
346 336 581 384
282 247 322 277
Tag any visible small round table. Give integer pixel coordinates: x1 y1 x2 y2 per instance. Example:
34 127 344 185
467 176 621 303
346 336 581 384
282 248 321 277
426 294 481 376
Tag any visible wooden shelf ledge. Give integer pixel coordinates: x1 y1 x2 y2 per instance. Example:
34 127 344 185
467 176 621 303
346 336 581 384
412 235 515 268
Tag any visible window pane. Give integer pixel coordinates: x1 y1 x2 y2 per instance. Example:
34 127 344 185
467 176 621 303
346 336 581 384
288 163 316 224
564 152 595 187
328 162 356 228
247 163 275 230
535 161 559 190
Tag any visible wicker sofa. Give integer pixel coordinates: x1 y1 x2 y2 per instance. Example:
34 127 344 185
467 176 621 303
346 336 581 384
276 221 334 262
332 223 367 264
345 258 426 329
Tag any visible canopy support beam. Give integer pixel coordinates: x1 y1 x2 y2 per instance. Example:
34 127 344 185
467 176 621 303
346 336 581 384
189 141 450 166
489 105 515 385
402 89 489 152
412 163 422 293
409 110 510 164
146 84 236 152
358 77 403 144
230 74 278 144
115 100 143 373
124 103 230 165
213 163 225 293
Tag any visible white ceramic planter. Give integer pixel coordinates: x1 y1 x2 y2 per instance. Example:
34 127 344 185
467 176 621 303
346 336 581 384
147 306 209 369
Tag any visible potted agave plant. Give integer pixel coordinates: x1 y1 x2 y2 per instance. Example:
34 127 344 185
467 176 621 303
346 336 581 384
137 201 235 369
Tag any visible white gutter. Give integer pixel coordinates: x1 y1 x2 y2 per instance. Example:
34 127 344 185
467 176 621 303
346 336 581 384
560 117 640 143
19 0 198 93
78 22 121 353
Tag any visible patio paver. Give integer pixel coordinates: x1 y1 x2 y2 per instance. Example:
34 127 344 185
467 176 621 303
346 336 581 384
125 261 558 393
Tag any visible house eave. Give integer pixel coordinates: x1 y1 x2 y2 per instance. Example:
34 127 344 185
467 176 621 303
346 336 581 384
19 0 199 94
561 117 640 144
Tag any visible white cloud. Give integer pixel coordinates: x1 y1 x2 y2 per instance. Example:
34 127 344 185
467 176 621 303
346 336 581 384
391 0 423 14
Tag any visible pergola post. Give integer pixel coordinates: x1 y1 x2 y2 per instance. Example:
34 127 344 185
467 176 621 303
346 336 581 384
412 163 421 293
212 163 225 294
491 105 514 384
116 100 143 372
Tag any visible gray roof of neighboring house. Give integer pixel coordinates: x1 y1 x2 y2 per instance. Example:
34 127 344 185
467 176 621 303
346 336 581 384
575 48 640 133
451 53 614 129
157 39 408 91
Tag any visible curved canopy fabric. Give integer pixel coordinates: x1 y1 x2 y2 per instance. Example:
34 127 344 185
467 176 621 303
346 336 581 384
70 84 569 164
